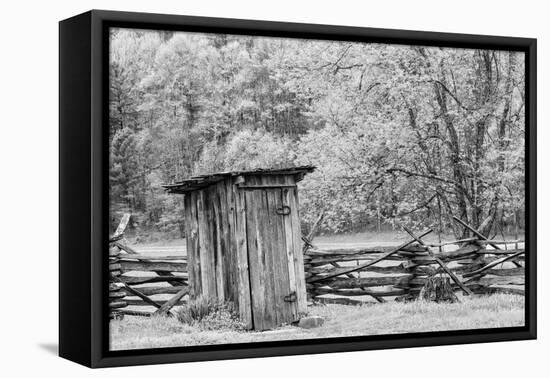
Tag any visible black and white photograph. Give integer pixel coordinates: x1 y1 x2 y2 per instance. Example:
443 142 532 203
107 26 528 351
2 0 549 373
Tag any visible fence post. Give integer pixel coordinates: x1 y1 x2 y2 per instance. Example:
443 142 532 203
403 245 431 300
108 214 130 320
108 243 127 319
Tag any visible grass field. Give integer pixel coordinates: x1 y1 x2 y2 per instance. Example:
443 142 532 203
110 294 524 351
127 229 524 255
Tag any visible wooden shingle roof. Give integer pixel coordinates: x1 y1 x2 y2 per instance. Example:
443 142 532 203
163 165 315 194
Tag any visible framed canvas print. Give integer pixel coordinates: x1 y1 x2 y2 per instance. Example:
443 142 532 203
59 10 536 368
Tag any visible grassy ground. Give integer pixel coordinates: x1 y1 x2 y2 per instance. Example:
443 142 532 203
110 294 524 351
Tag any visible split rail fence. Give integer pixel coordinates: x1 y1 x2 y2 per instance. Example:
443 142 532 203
108 214 189 319
108 215 525 318
303 217 525 305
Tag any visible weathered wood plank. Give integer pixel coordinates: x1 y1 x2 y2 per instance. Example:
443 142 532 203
119 260 187 273
266 185 283 326
273 175 298 321
120 275 187 285
309 257 406 267
198 190 217 297
233 176 252 329
109 246 121 256
218 180 232 302
412 264 479 276
457 256 524 265
238 184 297 189
259 181 277 329
122 285 188 296
223 178 237 306
119 255 187 261
312 297 365 306
190 191 202 296
282 179 299 321
109 290 126 299
484 267 525 276
111 213 130 240
286 187 310 315
206 188 219 298
119 309 152 317
211 185 225 301
267 182 290 325
124 298 186 306
476 249 525 255
425 237 479 247
307 264 410 275
109 300 128 309
463 250 525 278
311 287 407 297
118 281 164 309
154 287 190 316
183 192 195 296
154 271 185 287
112 241 138 255
196 190 207 297
245 182 266 330
313 275 412 289
109 263 121 271
307 254 406 265
410 253 478 264
305 245 426 256
467 276 525 286
476 239 524 245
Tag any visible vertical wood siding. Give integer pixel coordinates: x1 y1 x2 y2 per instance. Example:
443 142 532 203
182 174 307 330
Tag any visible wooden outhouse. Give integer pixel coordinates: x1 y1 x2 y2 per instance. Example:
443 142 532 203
163 166 315 330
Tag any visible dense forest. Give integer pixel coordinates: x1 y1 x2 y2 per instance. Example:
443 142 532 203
109 28 525 240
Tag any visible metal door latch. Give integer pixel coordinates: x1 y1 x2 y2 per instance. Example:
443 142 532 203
284 291 297 302
276 206 291 215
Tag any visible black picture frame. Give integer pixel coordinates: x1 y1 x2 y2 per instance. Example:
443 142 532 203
59 9 537 368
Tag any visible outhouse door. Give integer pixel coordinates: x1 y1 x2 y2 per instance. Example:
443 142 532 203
241 182 303 330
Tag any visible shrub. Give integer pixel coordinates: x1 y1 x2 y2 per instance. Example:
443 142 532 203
176 296 245 331
419 276 459 303
200 308 246 331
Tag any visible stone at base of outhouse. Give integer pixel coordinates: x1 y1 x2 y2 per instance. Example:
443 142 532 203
296 316 325 329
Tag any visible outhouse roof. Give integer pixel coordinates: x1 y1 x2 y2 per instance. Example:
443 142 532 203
163 165 315 194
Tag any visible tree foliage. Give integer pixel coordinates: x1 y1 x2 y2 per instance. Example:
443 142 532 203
109 29 525 238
